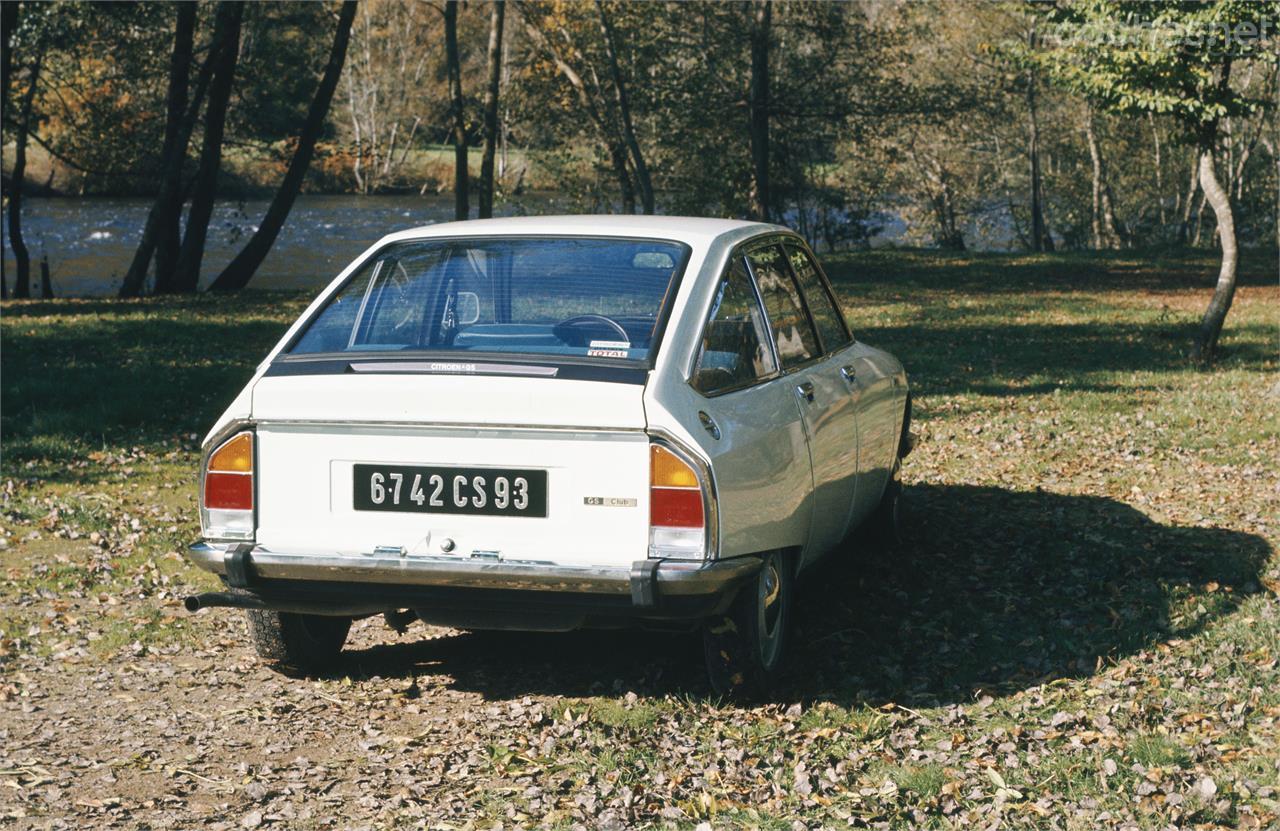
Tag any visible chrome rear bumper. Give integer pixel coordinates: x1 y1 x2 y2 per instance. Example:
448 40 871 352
186 542 760 602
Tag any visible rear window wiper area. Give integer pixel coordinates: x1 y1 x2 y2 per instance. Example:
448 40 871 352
345 360 560 377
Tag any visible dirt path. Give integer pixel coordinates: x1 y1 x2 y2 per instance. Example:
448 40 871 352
3 610 712 829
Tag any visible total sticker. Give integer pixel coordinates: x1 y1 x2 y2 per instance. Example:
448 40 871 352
587 348 629 358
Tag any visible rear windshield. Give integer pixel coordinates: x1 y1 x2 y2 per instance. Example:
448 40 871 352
289 237 689 362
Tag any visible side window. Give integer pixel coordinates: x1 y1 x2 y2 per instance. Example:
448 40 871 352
692 257 778 395
291 258 380 353
747 244 819 369
359 260 431 347
355 248 451 349
785 243 850 351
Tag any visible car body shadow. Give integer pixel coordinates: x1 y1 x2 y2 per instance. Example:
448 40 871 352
334 484 1270 705
787 484 1269 707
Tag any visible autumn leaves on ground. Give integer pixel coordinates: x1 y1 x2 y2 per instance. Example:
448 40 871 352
1 249 1277 829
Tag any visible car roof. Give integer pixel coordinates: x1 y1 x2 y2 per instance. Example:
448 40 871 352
380 215 788 248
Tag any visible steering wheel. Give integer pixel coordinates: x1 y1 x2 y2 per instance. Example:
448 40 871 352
552 314 631 347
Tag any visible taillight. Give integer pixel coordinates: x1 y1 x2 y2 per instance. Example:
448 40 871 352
649 443 706 559
201 430 255 541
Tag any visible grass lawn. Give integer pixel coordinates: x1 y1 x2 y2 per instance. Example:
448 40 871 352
1 248 1277 828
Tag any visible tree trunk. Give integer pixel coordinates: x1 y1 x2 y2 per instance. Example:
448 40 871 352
1089 119 1102 248
209 2 356 293
39 253 53 299
916 151 964 250
1191 188 1207 246
445 0 469 221
748 0 771 222
119 3 219 297
1025 25 1053 252
1263 135 1280 256
1085 106 1125 249
1099 182 1125 248
8 53 41 300
153 3 197 293
1191 146 1239 364
170 1 243 294
607 141 636 214
935 180 964 250
1 1 15 125
1177 152 1199 245
1149 112 1166 230
517 9 635 211
0 1 15 299
478 0 504 219
596 0 653 215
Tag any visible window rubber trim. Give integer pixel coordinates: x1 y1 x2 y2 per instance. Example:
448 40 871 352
273 234 694 372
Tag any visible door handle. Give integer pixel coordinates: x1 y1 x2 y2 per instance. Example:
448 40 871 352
840 364 857 383
795 381 815 402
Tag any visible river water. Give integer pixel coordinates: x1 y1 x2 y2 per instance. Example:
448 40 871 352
0 193 580 297
1 194 1015 297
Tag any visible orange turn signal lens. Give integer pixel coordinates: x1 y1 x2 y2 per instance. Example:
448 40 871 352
208 432 253 473
650 444 699 489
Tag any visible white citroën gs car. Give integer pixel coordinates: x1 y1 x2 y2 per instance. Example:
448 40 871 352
185 216 911 696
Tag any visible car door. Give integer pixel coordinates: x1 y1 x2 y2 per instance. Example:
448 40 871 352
786 242 899 530
780 241 867 540
688 254 815 559
842 341 901 524
745 242 858 568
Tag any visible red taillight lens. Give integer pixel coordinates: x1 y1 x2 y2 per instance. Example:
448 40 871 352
204 432 254 511
204 471 253 510
650 485 703 527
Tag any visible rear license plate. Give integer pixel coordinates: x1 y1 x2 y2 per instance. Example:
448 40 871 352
353 464 547 517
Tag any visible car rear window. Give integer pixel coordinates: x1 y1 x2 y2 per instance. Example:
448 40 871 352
289 237 689 362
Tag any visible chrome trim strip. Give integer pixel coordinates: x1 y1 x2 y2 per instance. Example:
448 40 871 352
347 259 384 349
198 420 258 543
253 419 646 436
684 230 787 387
347 361 560 377
186 542 758 597
645 429 721 561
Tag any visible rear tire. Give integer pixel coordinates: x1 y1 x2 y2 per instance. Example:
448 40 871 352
702 550 793 699
246 610 350 675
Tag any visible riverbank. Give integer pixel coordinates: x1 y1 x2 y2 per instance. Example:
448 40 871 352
2 141 559 199
3 187 1275 299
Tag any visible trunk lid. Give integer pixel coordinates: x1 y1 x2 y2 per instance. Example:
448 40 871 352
249 373 651 568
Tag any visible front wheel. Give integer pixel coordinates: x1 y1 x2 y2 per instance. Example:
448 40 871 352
868 459 903 548
246 610 351 676
702 550 793 699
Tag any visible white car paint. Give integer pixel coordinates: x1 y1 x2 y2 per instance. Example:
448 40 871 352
195 215 908 595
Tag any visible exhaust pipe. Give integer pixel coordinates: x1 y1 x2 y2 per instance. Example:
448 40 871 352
184 591 270 612
183 591 389 617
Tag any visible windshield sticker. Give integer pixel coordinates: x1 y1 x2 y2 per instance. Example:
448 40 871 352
589 340 631 349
